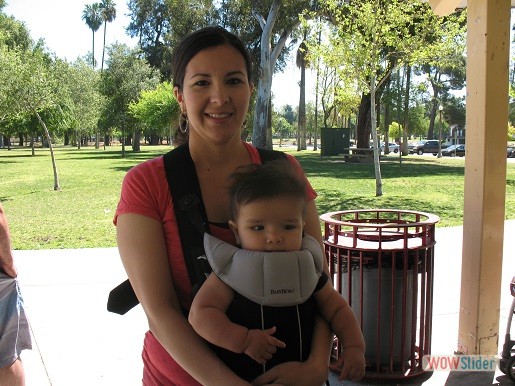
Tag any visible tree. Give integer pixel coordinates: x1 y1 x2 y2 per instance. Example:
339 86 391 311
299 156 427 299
64 59 104 149
272 114 293 147
417 56 466 141
317 0 463 196
250 0 316 149
128 82 180 144
0 13 32 121
9 48 63 190
100 0 117 73
388 122 403 139
82 3 103 68
99 43 160 156
126 0 217 80
0 45 19 137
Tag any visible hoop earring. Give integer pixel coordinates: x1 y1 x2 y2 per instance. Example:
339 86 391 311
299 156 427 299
180 113 189 134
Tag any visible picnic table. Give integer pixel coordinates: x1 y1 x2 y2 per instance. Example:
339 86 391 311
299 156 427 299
343 147 376 163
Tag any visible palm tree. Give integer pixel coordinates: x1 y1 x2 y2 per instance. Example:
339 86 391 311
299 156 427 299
100 0 117 73
82 3 103 68
296 33 309 151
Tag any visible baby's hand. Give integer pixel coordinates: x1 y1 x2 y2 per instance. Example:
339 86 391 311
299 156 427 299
329 347 366 381
244 326 286 364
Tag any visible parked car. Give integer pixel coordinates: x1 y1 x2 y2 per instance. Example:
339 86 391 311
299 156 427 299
441 144 465 157
508 147 515 158
409 140 446 155
406 143 416 153
380 142 399 153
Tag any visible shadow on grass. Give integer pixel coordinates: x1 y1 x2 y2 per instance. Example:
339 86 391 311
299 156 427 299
0 152 47 160
298 154 465 180
60 148 169 161
316 190 436 214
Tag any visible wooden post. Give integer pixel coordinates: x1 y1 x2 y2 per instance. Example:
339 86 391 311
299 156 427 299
458 0 510 355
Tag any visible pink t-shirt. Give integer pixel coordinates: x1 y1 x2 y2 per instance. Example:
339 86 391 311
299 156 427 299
114 142 316 385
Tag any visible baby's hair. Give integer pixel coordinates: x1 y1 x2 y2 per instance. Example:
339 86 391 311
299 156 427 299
228 160 307 221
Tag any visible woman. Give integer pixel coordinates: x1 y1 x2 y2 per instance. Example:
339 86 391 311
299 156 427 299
115 26 332 385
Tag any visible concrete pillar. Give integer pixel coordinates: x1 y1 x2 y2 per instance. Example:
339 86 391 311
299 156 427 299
458 0 510 355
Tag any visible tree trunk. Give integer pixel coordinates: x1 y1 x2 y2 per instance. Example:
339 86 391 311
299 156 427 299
356 93 372 148
252 65 273 149
428 72 442 140
133 130 141 152
251 0 298 150
298 61 306 151
121 127 126 158
35 111 60 191
370 75 382 197
267 100 273 149
402 64 411 149
384 80 391 151
101 21 107 73
396 67 407 155
251 4 276 149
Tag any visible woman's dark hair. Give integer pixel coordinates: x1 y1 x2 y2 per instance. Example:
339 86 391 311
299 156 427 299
171 26 252 90
228 160 307 221
171 26 253 145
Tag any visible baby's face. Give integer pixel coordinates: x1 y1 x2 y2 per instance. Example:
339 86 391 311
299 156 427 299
230 196 305 252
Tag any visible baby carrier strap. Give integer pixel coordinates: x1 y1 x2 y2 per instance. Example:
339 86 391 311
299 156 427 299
164 144 211 299
107 145 286 315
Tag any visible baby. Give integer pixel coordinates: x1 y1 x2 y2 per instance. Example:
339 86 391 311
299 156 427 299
189 161 365 383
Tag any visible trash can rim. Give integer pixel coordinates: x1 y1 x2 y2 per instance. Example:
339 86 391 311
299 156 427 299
319 208 440 228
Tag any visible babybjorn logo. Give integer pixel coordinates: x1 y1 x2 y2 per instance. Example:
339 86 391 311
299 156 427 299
271 289 295 295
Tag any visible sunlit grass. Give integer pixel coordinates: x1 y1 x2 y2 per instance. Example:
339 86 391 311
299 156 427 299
1 145 513 249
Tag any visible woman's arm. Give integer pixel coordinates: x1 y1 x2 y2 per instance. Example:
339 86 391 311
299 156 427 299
117 213 250 386
253 201 333 386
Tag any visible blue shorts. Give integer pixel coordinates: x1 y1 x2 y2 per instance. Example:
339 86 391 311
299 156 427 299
0 273 31 368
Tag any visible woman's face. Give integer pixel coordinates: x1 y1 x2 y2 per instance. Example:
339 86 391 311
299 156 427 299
174 44 253 145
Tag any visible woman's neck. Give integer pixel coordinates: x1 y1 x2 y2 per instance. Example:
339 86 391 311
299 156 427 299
189 138 249 172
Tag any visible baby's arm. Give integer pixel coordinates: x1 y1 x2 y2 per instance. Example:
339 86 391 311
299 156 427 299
189 273 285 364
314 282 366 381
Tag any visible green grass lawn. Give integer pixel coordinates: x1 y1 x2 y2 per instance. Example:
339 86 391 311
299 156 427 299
1 144 514 250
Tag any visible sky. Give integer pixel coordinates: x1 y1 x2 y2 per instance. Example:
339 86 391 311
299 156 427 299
3 0 314 108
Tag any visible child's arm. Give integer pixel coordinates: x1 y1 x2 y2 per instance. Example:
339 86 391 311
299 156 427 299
314 282 366 381
189 273 286 364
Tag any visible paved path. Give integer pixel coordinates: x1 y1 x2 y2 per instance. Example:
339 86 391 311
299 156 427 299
14 222 515 385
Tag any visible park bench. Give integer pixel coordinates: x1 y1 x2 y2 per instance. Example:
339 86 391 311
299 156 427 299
343 147 376 163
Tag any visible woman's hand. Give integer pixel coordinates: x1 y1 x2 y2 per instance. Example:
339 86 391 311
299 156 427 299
251 358 328 386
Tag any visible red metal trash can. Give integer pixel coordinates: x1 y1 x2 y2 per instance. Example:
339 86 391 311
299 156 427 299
320 209 439 381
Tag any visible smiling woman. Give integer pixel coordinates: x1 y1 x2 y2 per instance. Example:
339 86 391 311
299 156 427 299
173 44 253 148
114 26 332 386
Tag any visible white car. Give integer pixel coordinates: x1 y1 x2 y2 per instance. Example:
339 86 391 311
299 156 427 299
380 142 399 153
